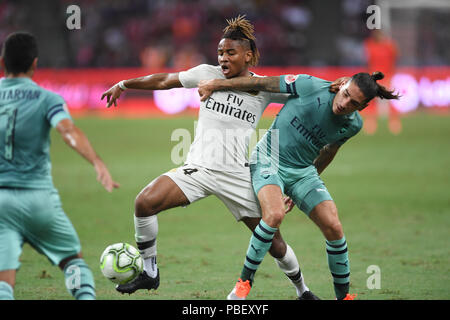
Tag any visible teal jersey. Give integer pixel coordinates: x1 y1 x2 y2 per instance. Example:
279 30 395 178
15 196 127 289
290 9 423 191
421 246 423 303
254 74 363 168
0 77 71 188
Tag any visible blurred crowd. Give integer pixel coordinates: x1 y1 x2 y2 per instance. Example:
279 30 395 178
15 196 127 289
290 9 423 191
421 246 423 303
0 0 448 69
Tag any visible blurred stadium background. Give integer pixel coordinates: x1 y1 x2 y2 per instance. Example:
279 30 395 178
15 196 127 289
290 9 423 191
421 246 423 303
1 0 449 300
2 0 449 116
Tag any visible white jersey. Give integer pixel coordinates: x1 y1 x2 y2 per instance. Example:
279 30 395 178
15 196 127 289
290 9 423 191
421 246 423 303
179 64 288 173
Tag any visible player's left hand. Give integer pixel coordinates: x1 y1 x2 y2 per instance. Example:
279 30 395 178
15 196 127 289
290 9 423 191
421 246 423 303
284 196 295 213
198 80 215 101
329 77 350 93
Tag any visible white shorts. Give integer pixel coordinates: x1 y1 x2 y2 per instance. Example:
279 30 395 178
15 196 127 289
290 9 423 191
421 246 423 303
163 164 261 221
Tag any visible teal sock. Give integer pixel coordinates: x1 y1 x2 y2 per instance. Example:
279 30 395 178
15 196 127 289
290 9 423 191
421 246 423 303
326 236 350 300
0 281 14 300
64 258 96 300
240 220 277 284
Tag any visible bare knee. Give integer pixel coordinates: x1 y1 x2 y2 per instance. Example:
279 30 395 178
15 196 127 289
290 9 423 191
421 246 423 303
324 220 344 240
310 201 344 241
320 206 344 240
257 185 286 229
135 189 161 217
135 176 189 218
263 210 285 229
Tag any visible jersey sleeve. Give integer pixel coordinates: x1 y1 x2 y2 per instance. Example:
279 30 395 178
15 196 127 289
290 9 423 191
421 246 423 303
179 64 220 88
45 92 72 127
279 74 328 97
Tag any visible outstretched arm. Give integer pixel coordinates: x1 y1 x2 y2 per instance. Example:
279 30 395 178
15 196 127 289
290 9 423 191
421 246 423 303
56 119 120 192
198 75 351 101
198 76 281 101
313 143 341 175
101 72 182 108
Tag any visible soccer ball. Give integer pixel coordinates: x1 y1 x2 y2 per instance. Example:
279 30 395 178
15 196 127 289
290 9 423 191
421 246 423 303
100 243 143 284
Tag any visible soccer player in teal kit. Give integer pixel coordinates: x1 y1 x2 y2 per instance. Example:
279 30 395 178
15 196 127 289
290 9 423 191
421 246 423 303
199 71 400 300
0 32 119 300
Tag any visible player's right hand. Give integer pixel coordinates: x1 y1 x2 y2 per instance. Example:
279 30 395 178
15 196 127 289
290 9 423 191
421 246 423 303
329 77 350 93
101 84 123 108
284 196 295 213
198 79 215 101
93 159 120 192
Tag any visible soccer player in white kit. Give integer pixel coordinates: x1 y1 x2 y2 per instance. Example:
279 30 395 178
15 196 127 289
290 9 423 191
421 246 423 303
101 15 318 299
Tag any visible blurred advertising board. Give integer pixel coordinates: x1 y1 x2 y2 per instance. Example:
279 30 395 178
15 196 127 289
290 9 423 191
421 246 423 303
29 67 449 117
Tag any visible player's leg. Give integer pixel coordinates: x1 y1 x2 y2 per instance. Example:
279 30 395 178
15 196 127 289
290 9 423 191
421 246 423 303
23 189 96 300
217 169 316 299
0 228 18 300
0 189 26 300
240 217 285 259
133 175 189 275
246 184 286 279
289 173 354 300
309 200 353 300
59 252 96 300
116 175 189 293
135 174 190 218
228 185 284 299
118 167 208 294
241 217 317 299
0 270 15 300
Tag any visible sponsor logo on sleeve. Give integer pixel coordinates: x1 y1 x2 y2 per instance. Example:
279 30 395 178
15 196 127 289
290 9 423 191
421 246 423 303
284 74 299 85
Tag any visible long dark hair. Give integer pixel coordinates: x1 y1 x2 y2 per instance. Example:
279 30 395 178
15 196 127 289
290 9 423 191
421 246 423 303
352 71 401 103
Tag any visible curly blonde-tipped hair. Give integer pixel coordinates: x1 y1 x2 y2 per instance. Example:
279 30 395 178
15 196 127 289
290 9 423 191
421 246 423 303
222 14 260 66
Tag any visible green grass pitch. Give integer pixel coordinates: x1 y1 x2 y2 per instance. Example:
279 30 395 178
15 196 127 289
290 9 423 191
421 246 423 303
12 113 450 300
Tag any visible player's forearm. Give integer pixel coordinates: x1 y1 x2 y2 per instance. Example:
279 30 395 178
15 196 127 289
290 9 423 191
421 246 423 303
215 76 281 93
68 128 103 165
313 144 339 174
314 155 333 175
57 119 119 192
122 73 181 90
57 121 102 166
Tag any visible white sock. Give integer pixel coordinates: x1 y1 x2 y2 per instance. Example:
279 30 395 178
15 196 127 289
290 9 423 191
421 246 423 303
143 256 158 278
134 215 158 277
274 244 309 297
0 281 14 300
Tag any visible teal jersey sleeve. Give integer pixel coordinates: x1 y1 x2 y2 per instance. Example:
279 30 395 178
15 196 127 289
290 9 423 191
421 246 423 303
44 91 71 127
279 74 331 97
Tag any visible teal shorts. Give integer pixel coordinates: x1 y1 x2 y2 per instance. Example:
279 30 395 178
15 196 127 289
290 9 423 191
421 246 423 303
250 160 333 216
0 188 81 271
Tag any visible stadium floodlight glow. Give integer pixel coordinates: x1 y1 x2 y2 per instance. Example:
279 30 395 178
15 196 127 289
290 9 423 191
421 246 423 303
35 69 449 115
153 87 200 114
391 74 450 113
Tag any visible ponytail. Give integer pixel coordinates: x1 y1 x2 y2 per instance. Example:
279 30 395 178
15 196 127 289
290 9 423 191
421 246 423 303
352 71 401 103
371 71 384 81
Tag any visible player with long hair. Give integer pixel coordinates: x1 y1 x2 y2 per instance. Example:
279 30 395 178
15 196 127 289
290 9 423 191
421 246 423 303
0 32 119 300
198 71 400 299
102 15 344 299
